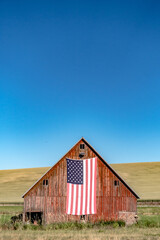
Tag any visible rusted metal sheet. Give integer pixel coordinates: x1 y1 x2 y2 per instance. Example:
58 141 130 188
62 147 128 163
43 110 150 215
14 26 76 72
23 139 138 224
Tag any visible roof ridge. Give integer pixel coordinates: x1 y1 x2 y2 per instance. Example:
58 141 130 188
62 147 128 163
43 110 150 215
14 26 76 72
22 137 140 199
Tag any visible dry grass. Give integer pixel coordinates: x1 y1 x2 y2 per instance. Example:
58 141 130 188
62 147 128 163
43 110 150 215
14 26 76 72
0 162 160 202
0 167 49 203
0 228 160 240
111 162 160 200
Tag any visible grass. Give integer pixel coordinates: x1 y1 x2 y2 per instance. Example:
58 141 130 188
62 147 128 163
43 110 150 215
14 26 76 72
0 167 49 203
0 228 160 240
138 207 160 215
137 215 160 228
0 162 160 202
0 206 160 239
0 206 23 214
111 161 160 200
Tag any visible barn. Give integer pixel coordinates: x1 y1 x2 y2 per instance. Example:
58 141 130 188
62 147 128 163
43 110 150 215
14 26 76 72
22 137 139 225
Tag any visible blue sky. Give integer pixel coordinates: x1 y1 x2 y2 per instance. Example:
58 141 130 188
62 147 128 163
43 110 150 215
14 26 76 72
0 0 160 169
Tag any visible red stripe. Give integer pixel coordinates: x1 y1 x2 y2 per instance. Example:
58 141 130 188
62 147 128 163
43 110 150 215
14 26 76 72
80 184 83 215
71 184 74 214
85 159 88 215
66 158 97 215
89 158 93 214
66 183 69 213
94 157 97 213
75 185 79 215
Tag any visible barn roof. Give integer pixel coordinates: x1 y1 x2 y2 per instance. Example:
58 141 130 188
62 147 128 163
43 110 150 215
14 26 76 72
22 137 140 199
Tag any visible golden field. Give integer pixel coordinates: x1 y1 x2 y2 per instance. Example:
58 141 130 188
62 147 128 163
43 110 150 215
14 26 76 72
0 162 160 202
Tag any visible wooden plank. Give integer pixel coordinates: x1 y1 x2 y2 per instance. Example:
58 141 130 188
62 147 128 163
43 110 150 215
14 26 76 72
23 140 137 223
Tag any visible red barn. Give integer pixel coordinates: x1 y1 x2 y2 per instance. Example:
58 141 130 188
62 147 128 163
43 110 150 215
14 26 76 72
22 138 139 225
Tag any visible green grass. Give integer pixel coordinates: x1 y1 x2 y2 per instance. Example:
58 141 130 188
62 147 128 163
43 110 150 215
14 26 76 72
137 215 160 228
0 162 160 202
0 207 160 239
0 206 23 214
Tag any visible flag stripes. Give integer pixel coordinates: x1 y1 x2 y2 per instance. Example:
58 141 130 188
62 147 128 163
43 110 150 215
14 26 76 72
66 157 97 215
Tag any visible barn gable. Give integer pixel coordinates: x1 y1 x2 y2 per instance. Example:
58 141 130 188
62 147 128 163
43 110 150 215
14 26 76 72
22 137 139 224
22 137 139 199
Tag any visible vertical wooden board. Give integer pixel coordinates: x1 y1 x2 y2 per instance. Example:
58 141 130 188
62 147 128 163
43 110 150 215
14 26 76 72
53 197 56 215
107 168 109 197
64 159 67 197
51 197 54 213
88 147 91 158
102 197 107 220
99 161 103 196
85 144 88 157
99 197 102 218
54 167 58 197
40 182 42 197
74 145 77 158
56 197 59 215
47 197 50 214
61 160 64 196
52 172 54 197
49 174 51 197
103 168 107 196
108 169 111 197
53 169 56 197
61 161 64 198
96 196 99 216
62 196 66 216
119 197 122 212
106 196 110 220
108 197 111 219
96 161 99 197
116 197 119 219
58 164 61 197
23 139 138 223
57 165 60 197
36 196 39 210
50 173 53 197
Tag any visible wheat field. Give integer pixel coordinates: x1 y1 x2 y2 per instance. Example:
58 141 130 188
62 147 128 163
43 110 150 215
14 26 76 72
0 162 160 203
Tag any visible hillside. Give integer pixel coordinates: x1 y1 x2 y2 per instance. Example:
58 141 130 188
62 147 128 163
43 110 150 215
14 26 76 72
0 167 49 203
112 162 160 200
0 162 160 203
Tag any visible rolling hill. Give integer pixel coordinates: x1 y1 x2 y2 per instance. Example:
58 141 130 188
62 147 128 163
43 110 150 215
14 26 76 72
0 162 160 203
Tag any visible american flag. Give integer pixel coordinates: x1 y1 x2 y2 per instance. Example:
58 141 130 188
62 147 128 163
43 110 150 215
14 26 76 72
66 157 97 215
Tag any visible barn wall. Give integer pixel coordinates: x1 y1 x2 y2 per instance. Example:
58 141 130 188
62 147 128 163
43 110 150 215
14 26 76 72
24 140 137 224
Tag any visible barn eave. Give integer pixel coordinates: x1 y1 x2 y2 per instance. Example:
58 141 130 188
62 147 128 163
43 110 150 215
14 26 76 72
22 137 140 199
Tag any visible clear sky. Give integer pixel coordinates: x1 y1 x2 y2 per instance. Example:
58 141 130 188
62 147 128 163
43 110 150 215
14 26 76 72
0 0 160 170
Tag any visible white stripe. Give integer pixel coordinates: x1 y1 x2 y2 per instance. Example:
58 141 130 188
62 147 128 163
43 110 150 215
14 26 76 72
82 160 86 215
77 185 81 215
92 158 95 213
87 159 91 214
72 184 76 215
68 183 72 214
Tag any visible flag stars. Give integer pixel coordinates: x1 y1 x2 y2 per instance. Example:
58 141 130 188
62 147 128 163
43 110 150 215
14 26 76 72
67 159 83 184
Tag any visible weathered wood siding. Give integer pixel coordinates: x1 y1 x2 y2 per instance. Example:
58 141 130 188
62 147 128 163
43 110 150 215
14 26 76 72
24 140 137 223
